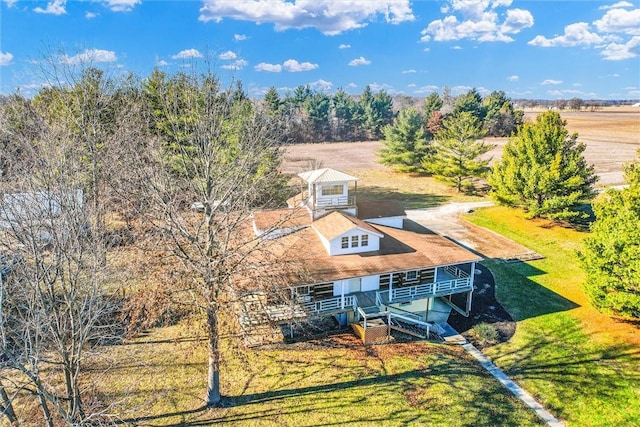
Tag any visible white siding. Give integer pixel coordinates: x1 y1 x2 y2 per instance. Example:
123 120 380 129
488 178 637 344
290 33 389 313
361 275 379 292
364 216 404 229
332 274 380 296
328 229 380 255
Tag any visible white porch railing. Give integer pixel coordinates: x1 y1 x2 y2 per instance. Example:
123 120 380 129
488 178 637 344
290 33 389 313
443 264 469 278
314 195 356 208
378 277 472 304
303 295 357 314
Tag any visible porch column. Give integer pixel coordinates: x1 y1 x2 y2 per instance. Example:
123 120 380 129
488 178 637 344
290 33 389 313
469 261 476 289
341 280 345 309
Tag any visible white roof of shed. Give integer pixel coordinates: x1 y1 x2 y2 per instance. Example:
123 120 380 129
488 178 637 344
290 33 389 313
298 168 359 184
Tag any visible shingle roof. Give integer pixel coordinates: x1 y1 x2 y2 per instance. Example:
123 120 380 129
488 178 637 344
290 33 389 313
357 200 406 220
260 218 482 286
252 208 311 232
298 168 359 184
311 211 383 241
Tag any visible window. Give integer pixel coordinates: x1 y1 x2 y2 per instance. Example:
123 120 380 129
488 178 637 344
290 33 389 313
321 184 343 196
341 236 349 249
351 235 359 247
405 270 418 281
361 234 369 247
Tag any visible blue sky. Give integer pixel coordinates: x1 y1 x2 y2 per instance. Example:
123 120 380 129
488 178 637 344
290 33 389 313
1 0 639 100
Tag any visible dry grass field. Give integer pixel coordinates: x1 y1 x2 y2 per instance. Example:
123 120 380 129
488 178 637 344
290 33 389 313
283 107 640 187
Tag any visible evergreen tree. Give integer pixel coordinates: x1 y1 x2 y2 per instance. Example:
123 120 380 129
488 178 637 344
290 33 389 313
425 111 492 192
422 92 443 118
454 88 486 122
482 90 523 137
579 151 640 318
378 108 430 172
263 86 283 117
332 88 360 141
489 110 598 220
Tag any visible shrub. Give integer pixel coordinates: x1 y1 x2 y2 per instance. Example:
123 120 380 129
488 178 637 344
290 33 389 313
470 322 499 346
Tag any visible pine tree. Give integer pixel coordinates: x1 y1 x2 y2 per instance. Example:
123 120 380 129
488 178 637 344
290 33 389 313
378 108 430 172
489 110 598 220
579 151 640 318
425 111 492 192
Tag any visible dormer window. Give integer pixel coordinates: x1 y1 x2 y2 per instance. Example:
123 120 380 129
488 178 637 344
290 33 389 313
341 237 349 249
321 184 343 196
351 235 359 247
361 234 369 247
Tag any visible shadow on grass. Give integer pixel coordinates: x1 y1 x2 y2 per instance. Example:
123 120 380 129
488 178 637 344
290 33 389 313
357 185 451 209
491 317 640 422
483 259 580 322
121 357 542 426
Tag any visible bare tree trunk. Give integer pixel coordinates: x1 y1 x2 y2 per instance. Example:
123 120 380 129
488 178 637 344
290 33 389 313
206 303 221 405
0 380 17 426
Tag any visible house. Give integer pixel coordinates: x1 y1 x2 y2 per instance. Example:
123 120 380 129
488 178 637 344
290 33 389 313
242 168 481 345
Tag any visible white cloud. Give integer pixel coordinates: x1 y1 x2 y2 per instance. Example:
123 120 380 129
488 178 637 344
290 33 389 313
452 45 463 50
85 11 98 18
339 44 351 49
234 34 248 41
501 9 534 34
541 79 563 85
347 82 358 88
408 83 416 87
60 49 117 65
172 49 204 59
594 7 640 35
420 0 533 43
402 69 416 74
221 59 248 70
218 50 237 60
601 35 640 60
528 22 603 47
156 59 169 67
507 75 519 81
309 79 333 91
102 0 140 12
348 56 370 66
199 0 414 35
0 51 14 66
34 0 66 15
368 83 394 92
283 59 318 72
4 0 19 7
529 5 639 61
599 2 633 10
414 85 439 94
254 63 282 72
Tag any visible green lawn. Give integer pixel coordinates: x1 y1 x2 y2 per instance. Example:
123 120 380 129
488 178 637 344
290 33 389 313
351 169 486 209
96 325 543 426
464 206 640 427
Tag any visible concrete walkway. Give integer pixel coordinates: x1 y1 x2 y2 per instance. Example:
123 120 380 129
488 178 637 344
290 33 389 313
440 324 565 427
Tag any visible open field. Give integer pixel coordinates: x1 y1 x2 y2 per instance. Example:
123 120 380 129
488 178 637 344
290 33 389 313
283 107 640 187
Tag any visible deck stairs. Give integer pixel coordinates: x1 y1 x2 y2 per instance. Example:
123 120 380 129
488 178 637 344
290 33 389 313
389 317 430 339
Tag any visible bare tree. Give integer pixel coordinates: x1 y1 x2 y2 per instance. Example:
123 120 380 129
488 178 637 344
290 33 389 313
0 54 135 425
129 69 291 405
